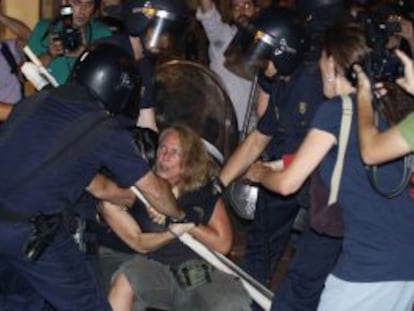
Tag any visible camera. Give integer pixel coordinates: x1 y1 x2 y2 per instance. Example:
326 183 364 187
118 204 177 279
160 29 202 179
56 4 82 52
355 10 404 82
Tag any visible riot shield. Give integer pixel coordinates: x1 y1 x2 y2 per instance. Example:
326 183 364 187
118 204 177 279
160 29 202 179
154 60 239 163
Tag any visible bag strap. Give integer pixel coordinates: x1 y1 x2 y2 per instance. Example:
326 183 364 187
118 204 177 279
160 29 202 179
1 41 25 97
327 94 353 205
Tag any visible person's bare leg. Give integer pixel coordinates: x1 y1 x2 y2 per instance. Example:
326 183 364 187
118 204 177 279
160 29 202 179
108 274 135 311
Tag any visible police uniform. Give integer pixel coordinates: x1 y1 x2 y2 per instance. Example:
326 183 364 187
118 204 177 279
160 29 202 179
243 62 323 291
0 84 149 310
69 31 158 292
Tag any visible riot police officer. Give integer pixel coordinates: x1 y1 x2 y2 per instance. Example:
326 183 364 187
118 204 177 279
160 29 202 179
98 0 190 130
217 6 324 310
0 44 186 310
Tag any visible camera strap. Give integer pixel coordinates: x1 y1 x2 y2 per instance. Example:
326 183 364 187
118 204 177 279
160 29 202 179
367 154 413 198
366 109 413 198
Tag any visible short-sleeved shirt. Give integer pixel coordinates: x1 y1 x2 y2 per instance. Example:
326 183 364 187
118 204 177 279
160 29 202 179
95 33 155 111
99 181 218 266
0 39 24 104
0 83 149 216
311 94 414 282
28 19 112 85
398 112 414 150
257 63 323 160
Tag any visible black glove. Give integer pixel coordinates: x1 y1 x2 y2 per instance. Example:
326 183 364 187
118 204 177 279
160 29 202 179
166 177 225 227
131 126 159 167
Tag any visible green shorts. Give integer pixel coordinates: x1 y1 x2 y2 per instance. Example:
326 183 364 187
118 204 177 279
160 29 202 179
114 256 252 311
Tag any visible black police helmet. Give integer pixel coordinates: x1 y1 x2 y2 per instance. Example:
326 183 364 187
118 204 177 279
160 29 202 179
295 0 345 15
105 0 189 37
253 7 307 76
71 44 139 115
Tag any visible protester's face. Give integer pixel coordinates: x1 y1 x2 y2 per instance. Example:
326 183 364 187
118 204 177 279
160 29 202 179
232 0 256 22
155 130 183 186
68 0 96 28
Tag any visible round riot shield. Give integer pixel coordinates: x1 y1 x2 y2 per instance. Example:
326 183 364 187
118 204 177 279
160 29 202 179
154 60 239 163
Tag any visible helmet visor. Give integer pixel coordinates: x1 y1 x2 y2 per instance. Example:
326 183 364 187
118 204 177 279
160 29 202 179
143 9 185 53
224 20 275 80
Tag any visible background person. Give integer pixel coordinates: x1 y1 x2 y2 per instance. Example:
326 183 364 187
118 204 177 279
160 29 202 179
27 0 111 85
196 0 265 133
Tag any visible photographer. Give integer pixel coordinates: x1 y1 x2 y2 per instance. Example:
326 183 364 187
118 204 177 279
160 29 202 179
356 48 414 164
27 0 111 85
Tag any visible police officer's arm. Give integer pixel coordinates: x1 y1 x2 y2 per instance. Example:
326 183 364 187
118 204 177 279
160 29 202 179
134 171 186 219
0 102 13 121
86 173 136 207
187 197 233 255
219 129 271 187
136 108 158 132
87 172 184 219
99 201 194 253
256 87 269 118
244 129 336 195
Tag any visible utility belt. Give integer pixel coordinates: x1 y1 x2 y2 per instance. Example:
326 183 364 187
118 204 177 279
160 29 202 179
0 206 62 262
171 259 214 290
0 205 98 259
23 212 62 262
71 217 100 255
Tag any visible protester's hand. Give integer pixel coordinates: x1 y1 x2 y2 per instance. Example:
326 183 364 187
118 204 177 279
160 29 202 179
395 49 414 95
145 205 166 225
168 222 195 237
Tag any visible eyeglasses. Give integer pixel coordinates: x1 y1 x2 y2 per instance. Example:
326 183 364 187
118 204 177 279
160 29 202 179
232 1 254 11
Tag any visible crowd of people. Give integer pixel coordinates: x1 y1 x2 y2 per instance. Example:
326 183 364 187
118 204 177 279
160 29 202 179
1 0 414 311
